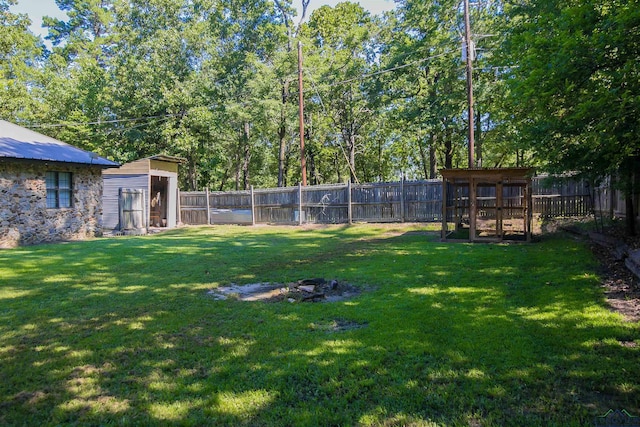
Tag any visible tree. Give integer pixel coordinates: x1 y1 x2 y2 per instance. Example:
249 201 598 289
38 0 286 191
108 0 224 187
387 0 467 174
37 0 116 153
502 0 640 234
0 0 44 122
209 0 287 190
301 2 379 183
273 0 309 187
382 0 532 177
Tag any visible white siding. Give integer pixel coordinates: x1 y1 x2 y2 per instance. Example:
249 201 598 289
102 174 148 231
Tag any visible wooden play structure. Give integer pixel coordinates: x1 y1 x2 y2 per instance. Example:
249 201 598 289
441 168 535 242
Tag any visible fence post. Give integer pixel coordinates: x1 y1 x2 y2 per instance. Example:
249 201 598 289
298 183 303 225
206 188 211 225
400 177 405 222
347 181 353 225
251 185 256 226
177 189 182 226
441 179 447 240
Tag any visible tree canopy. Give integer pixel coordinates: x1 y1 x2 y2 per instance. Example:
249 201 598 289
501 0 640 232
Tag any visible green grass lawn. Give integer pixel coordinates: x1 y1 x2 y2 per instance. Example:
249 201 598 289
0 224 638 426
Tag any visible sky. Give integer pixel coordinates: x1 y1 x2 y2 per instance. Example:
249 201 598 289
10 0 397 42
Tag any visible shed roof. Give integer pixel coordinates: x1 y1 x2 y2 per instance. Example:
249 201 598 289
0 120 119 167
102 155 185 176
147 155 185 164
440 167 535 182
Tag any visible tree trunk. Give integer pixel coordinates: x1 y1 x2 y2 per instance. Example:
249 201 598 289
377 138 383 181
305 125 319 185
277 123 287 186
429 138 437 179
308 144 318 185
186 151 198 191
625 193 635 236
234 148 241 191
624 167 637 236
444 126 453 170
418 138 429 180
282 151 289 187
218 171 228 192
515 150 523 168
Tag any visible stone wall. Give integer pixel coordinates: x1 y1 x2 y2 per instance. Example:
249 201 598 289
0 161 105 248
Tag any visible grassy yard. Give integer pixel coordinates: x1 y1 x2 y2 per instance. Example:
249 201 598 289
0 224 638 426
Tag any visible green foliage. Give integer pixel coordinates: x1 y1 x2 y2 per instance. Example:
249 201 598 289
0 225 638 425
0 0 44 121
4 0 639 201
380 0 514 175
502 0 640 182
299 2 382 183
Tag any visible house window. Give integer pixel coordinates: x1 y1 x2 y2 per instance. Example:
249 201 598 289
46 171 72 208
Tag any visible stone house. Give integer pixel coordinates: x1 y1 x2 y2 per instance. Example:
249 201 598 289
0 120 119 248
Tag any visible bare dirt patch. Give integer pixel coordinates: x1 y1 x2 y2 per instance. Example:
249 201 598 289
590 236 640 322
308 318 368 332
207 278 363 303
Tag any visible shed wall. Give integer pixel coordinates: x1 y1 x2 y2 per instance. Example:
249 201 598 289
102 174 148 231
150 160 178 174
102 159 149 175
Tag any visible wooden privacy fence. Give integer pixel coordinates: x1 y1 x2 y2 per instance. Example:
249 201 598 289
591 176 636 219
531 176 592 217
179 177 593 226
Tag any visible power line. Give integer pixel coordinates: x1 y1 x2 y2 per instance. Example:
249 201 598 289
103 115 174 136
300 49 457 183
306 50 454 92
23 50 456 130
28 113 183 129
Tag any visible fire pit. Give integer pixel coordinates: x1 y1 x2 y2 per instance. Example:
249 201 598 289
207 278 362 302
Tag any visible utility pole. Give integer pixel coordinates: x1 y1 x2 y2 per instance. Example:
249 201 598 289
297 41 308 186
464 0 475 168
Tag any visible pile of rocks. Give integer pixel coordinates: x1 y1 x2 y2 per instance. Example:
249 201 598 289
208 278 361 303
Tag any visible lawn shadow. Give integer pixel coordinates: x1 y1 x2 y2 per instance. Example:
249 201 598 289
0 225 638 426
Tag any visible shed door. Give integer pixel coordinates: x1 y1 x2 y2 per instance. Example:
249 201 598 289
119 188 146 231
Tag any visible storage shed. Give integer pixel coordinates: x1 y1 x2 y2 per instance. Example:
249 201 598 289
441 168 534 242
102 155 184 233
